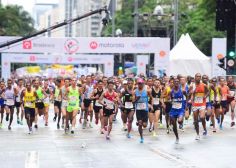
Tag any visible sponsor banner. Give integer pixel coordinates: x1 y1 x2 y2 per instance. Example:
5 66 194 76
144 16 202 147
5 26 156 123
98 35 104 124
0 36 169 54
137 55 149 75
1 54 114 79
212 38 226 77
154 38 170 77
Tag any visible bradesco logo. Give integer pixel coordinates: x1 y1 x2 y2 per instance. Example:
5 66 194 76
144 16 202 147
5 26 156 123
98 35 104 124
89 41 124 50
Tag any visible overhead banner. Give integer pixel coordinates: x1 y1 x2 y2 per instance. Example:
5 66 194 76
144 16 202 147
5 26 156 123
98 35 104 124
1 54 114 79
212 38 226 77
0 36 169 54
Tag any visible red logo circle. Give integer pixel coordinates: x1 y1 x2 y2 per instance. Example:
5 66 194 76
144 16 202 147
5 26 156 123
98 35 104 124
67 57 73 62
64 39 79 54
90 41 98 49
159 50 166 58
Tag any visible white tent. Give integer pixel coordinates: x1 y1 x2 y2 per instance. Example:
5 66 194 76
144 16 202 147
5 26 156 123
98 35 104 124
169 34 211 77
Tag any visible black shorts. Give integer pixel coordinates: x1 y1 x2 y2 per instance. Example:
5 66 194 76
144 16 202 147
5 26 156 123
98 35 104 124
103 108 115 117
221 101 227 109
15 102 22 108
136 110 148 123
54 101 61 109
1 104 5 109
24 107 35 118
213 102 221 109
5 105 14 110
150 105 161 113
36 102 44 109
83 99 92 108
94 105 102 113
164 102 172 114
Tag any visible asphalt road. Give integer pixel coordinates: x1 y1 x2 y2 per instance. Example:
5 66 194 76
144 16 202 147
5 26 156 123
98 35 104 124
0 106 236 168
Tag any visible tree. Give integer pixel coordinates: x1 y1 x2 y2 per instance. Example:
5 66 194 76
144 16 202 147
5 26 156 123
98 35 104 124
0 5 35 36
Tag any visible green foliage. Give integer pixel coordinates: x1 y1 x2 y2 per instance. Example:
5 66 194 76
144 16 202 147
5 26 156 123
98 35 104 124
0 5 35 36
102 0 225 56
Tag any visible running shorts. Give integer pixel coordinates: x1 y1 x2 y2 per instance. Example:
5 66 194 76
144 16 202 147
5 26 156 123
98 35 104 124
136 110 148 123
24 107 35 118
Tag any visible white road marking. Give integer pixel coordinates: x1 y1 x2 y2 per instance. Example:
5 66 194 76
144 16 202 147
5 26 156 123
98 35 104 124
25 151 39 168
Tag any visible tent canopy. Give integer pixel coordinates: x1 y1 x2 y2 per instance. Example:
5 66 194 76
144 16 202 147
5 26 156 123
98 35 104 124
169 33 211 77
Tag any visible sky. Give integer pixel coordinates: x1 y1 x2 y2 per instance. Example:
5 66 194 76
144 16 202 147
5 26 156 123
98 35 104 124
2 0 58 16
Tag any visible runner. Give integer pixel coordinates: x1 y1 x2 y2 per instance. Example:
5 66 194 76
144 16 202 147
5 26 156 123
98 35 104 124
170 77 186 144
227 76 236 127
191 73 209 140
120 80 128 131
15 78 25 125
65 77 81 134
43 79 52 126
21 81 37 134
91 80 104 133
61 78 70 129
149 79 162 137
82 75 94 129
53 79 62 129
0 81 5 128
99 81 118 140
180 76 189 129
134 78 152 143
4 79 18 130
219 77 229 129
120 79 135 138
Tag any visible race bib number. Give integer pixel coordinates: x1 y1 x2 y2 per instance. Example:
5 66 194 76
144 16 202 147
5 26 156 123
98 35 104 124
136 103 146 110
104 98 114 109
194 97 203 104
172 102 182 109
62 101 68 107
125 102 133 109
153 98 160 105
95 100 103 107
206 96 210 103
229 91 235 97
69 96 77 106
16 96 20 103
25 102 32 107
44 98 50 104
6 99 14 106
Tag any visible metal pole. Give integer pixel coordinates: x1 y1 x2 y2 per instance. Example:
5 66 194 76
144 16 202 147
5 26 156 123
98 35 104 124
134 0 138 37
173 0 178 45
112 0 116 37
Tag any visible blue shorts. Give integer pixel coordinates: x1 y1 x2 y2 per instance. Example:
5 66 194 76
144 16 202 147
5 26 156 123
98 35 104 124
0 99 4 106
170 109 184 118
206 102 212 109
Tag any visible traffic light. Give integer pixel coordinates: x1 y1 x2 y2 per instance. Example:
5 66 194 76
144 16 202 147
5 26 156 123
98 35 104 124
218 57 226 70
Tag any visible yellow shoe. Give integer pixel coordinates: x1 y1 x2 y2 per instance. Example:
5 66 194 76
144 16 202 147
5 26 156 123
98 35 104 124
159 123 163 128
152 131 157 137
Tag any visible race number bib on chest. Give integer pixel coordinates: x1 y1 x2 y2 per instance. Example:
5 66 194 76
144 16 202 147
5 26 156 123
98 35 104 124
125 102 133 109
6 99 14 106
172 102 182 109
229 91 235 97
69 96 77 106
25 102 32 107
136 103 146 110
153 98 160 105
104 98 114 109
194 97 203 104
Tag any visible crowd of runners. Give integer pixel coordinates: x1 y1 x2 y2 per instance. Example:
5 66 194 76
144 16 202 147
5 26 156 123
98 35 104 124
0 73 235 144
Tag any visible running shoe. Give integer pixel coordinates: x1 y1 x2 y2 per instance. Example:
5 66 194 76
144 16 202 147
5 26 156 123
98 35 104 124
17 118 20 124
28 127 33 134
45 123 48 127
140 138 144 143
71 130 74 134
57 123 60 129
175 138 179 144
195 135 200 140
89 123 93 128
82 122 86 129
219 124 223 130
152 131 157 137
231 121 235 127
148 127 152 132
166 128 170 134
203 130 207 136
159 123 164 128
179 124 183 130
106 135 110 140
210 122 213 127
19 121 23 125
34 124 38 129
61 123 64 129
126 133 131 139
8 126 11 130
53 116 56 122
213 128 216 133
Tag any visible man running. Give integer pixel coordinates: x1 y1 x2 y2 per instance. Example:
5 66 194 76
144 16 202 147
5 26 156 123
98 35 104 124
61 78 70 129
170 77 186 144
21 81 37 134
4 79 18 130
134 78 152 143
191 73 209 140
15 78 25 125
120 79 135 138
65 77 81 134
53 79 62 129
43 79 52 126
0 81 5 128
227 76 236 127
99 81 118 140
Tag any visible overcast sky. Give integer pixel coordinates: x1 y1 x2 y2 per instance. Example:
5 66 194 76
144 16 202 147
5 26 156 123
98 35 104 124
2 0 58 16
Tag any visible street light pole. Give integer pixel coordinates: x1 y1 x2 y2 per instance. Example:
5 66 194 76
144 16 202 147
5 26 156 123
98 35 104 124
112 0 116 37
173 0 179 45
134 0 138 37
